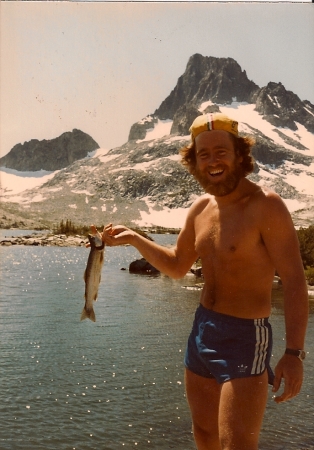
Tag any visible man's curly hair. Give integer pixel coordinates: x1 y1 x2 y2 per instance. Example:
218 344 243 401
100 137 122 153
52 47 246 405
180 134 255 177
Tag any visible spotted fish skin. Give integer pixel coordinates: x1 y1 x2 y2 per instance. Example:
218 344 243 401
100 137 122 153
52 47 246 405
81 234 105 322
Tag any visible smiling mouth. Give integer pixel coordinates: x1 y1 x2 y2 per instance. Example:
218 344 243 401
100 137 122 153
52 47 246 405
209 169 224 177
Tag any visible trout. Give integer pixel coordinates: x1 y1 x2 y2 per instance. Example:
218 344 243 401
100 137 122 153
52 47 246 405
81 233 105 322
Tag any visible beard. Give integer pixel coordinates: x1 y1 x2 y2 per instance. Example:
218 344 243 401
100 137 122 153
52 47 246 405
194 161 244 197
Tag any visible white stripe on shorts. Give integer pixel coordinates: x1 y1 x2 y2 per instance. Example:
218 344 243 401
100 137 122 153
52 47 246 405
251 318 269 375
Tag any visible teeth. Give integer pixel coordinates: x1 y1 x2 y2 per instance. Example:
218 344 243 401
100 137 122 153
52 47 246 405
210 169 224 176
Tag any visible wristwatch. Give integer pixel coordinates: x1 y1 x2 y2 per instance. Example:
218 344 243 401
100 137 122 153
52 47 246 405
285 348 306 361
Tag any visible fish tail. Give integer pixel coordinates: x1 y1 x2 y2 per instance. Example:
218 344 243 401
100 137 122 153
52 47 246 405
80 306 96 322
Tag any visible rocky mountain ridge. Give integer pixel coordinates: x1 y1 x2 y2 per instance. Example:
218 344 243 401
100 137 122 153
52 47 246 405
0 129 99 171
154 55 260 119
134 54 314 138
1 54 313 230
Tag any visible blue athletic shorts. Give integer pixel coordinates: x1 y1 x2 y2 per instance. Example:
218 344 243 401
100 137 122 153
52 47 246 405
184 304 274 385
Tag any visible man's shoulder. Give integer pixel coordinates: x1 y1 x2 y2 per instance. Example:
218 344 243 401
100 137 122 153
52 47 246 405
248 184 291 224
253 185 286 207
184 194 213 222
190 193 213 210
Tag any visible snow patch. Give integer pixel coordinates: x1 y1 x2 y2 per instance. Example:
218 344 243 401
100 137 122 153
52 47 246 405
111 154 181 174
283 172 314 196
167 154 181 162
274 96 281 108
97 152 120 164
199 101 215 111
164 135 190 144
86 147 108 159
0 167 58 196
284 160 314 174
49 187 63 192
134 197 188 228
282 199 307 213
256 167 278 179
136 119 173 143
66 178 77 187
71 189 93 196
28 194 46 203
218 103 314 156
304 106 314 117
138 115 154 125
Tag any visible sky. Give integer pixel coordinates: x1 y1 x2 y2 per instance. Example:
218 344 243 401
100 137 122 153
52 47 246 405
1 1 314 158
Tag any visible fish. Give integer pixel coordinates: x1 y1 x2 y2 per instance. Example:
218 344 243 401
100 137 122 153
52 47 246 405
81 233 105 322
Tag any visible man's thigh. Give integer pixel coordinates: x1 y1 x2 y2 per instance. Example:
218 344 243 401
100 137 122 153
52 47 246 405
185 368 222 433
219 371 269 449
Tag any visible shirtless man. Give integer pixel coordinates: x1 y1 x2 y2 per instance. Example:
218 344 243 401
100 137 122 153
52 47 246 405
100 113 308 450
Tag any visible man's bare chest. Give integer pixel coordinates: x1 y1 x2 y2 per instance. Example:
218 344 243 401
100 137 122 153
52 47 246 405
194 206 261 259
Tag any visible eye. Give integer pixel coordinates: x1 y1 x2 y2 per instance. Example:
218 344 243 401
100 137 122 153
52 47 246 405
197 151 209 160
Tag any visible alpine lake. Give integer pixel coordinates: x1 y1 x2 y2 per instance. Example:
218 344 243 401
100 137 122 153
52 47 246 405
1 230 313 450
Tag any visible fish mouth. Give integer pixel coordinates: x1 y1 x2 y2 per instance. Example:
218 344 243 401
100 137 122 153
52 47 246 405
88 234 105 250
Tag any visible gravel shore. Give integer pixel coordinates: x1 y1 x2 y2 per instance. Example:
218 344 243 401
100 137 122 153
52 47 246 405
0 232 87 247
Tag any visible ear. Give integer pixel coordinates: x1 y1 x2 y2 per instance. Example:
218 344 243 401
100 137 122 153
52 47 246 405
234 147 243 163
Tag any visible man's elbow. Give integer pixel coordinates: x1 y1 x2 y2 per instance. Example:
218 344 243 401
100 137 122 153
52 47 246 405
170 266 190 279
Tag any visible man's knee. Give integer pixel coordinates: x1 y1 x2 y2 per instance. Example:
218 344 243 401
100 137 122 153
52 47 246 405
220 428 259 450
192 420 220 450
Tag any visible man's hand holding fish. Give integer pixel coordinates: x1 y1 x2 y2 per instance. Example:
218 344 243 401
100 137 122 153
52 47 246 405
101 223 137 247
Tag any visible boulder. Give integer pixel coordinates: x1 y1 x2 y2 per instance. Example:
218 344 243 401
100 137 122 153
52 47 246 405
190 266 203 278
129 258 160 275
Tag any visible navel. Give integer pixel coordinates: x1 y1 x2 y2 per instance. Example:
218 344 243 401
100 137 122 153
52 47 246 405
229 245 236 252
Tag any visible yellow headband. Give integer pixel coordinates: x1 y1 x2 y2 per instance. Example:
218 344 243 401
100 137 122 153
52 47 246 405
190 113 238 139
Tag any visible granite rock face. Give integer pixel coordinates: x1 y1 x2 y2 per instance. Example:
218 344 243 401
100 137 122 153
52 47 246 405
154 54 260 119
128 116 159 141
0 129 99 171
254 82 314 132
170 105 201 136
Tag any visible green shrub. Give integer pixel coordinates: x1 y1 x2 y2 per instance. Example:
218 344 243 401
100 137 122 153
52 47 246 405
296 225 314 269
53 219 93 236
305 267 314 286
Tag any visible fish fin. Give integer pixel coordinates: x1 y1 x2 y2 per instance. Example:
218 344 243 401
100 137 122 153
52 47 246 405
80 307 96 322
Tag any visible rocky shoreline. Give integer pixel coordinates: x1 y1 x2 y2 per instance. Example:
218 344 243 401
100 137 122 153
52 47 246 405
2 231 313 298
0 232 87 247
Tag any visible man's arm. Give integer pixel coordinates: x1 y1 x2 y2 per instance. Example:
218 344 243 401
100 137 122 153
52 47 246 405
101 203 200 279
259 192 308 403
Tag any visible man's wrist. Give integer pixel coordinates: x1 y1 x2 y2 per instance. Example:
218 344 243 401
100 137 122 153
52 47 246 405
285 348 306 361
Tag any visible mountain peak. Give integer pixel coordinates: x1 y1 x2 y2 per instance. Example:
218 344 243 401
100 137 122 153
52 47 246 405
0 129 99 171
154 54 260 119
254 81 314 132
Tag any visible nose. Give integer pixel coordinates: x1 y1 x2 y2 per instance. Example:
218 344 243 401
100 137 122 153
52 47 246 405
207 152 221 166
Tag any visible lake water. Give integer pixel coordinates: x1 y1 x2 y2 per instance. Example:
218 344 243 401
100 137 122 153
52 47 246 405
1 232 313 450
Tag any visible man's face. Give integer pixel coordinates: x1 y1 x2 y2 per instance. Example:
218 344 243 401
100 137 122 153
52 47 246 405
194 130 243 197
